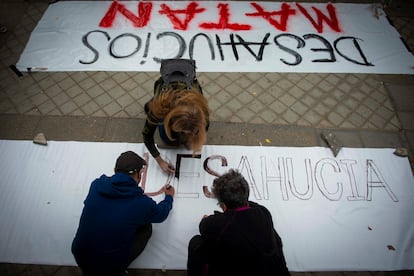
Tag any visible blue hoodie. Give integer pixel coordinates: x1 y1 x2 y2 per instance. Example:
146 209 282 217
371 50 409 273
72 173 173 275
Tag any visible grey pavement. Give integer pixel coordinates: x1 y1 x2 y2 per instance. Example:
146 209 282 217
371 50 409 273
0 0 414 275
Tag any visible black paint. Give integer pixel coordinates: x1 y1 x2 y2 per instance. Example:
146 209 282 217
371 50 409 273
79 30 374 67
109 33 141 58
79 30 110 64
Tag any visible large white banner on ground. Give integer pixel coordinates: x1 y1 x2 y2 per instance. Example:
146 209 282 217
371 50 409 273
16 1 414 74
0 140 413 271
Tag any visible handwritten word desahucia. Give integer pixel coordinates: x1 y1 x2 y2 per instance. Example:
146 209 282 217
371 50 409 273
141 154 398 202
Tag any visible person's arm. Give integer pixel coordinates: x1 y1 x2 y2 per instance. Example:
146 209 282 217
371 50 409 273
198 210 223 237
143 121 175 173
142 118 160 158
143 101 175 174
147 186 175 223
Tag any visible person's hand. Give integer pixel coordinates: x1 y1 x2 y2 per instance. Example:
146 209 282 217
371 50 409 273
155 156 175 174
163 185 175 197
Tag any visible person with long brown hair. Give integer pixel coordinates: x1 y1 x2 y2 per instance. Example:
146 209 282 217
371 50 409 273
142 78 209 174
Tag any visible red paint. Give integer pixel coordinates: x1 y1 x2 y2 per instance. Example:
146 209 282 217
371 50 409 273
99 1 153 28
199 3 251 31
296 3 341 33
246 2 296 32
159 2 205 31
98 1 341 34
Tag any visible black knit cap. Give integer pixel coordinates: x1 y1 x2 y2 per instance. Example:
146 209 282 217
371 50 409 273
115 151 146 174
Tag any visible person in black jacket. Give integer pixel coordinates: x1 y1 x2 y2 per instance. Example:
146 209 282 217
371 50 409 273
187 169 290 276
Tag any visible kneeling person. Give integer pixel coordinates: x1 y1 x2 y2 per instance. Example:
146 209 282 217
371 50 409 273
72 151 175 275
188 169 290 276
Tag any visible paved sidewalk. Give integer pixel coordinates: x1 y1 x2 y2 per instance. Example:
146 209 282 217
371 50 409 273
0 0 414 275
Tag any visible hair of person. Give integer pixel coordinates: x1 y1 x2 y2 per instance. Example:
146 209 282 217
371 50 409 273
149 87 209 153
212 169 250 209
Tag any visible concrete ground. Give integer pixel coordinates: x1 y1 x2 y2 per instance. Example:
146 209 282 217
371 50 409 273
0 0 413 275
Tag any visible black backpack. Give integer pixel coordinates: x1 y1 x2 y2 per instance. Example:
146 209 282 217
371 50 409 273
159 59 197 90
146 58 206 125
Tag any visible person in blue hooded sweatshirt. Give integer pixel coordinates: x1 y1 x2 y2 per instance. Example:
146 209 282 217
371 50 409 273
72 151 175 276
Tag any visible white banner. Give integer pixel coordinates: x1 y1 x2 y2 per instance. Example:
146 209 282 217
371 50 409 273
16 1 414 74
0 140 413 271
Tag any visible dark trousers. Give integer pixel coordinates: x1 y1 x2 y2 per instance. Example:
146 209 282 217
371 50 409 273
187 235 208 276
80 224 152 276
128 224 153 264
